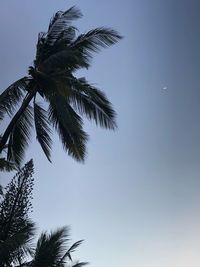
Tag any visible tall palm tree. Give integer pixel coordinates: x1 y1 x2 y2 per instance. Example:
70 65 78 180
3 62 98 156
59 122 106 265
0 6 122 165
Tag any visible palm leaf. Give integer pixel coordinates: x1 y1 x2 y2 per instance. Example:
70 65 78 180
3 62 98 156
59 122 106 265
33 226 70 266
34 102 52 162
0 221 35 266
7 105 33 166
46 6 82 45
0 136 17 171
0 158 17 172
36 26 77 68
48 94 88 162
70 27 122 59
72 262 89 267
55 26 77 46
41 48 89 73
69 77 117 129
0 77 29 120
0 185 3 196
60 240 83 262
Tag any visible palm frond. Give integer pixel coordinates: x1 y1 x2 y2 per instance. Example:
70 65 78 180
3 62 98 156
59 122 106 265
36 26 77 68
46 6 82 45
72 262 89 267
33 226 70 266
48 94 88 162
0 158 17 172
70 27 122 60
7 105 33 166
60 240 83 262
13 221 36 263
69 77 117 129
34 102 52 162
0 221 35 266
0 185 3 196
41 48 89 73
55 26 77 46
0 77 29 120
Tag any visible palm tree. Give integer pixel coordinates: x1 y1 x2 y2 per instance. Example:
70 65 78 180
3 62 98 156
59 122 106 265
1 226 88 267
0 6 122 165
19 226 88 267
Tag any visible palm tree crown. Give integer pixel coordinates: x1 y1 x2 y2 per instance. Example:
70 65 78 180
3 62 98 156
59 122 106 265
25 226 88 267
0 6 122 165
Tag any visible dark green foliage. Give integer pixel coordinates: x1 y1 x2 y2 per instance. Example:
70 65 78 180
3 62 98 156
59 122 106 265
34 102 52 162
7 106 33 165
68 77 117 129
23 226 88 267
0 77 29 120
0 158 17 172
0 160 35 266
0 6 122 165
0 136 17 194
0 135 17 172
0 159 87 267
0 221 35 266
48 94 88 161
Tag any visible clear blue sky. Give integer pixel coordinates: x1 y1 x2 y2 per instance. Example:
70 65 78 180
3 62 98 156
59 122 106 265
1 1 200 266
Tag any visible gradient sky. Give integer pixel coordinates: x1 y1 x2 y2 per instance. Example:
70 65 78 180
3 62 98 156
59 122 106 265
1 1 200 266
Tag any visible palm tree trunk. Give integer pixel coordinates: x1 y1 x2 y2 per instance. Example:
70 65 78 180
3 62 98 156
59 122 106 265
0 88 37 153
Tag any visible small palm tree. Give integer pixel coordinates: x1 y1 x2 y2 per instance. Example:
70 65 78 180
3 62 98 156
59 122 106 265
21 226 88 267
0 6 122 165
1 224 87 267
